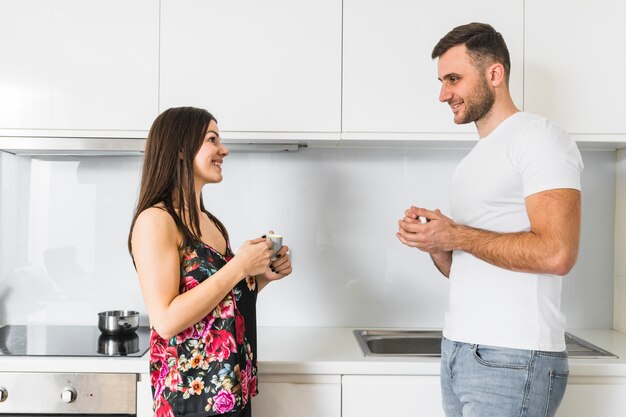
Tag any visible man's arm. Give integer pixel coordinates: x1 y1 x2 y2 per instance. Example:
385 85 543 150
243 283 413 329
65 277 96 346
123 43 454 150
430 251 452 278
456 189 580 274
397 188 581 276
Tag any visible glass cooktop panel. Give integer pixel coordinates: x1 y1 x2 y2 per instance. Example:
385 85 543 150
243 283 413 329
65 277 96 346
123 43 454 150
0 325 150 357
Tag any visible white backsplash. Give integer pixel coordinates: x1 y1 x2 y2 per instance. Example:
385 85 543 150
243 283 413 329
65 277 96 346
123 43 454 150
0 147 616 329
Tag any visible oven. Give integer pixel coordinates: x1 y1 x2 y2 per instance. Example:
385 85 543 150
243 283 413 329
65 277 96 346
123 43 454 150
0 324 150 416
0 372 136 416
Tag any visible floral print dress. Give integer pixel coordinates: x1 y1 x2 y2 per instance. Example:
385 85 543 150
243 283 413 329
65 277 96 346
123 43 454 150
150 240 258 417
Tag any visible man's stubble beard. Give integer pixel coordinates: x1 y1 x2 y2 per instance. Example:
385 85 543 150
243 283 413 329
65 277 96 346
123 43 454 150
458 75 495 125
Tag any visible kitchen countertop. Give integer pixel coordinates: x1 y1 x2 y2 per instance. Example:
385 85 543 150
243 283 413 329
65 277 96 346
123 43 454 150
256 327 626 377
0 352 150 374
2 327 626 377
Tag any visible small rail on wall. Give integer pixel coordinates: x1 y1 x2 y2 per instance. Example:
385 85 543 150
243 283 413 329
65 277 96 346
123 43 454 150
0 137 304 156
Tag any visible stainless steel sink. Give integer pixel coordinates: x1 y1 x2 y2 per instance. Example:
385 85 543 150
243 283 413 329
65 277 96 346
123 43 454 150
354 329 618 359
564 332 619 359
354 329 442 357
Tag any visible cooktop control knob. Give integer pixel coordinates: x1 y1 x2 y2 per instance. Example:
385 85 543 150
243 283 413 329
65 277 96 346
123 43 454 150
0 387 7 402
61 386 77 403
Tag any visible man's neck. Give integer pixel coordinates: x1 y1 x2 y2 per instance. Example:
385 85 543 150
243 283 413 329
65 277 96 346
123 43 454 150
475 96 520 139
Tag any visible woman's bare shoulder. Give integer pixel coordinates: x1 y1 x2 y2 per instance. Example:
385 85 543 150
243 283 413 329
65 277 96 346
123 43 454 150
132 206 180 245
136 206 174 224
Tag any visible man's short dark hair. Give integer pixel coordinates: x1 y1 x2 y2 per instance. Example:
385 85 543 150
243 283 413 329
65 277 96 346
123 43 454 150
432 22 511 83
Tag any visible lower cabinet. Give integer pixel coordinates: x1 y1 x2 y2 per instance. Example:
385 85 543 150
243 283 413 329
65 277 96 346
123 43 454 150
342 375 445 417
341 374 626 417
137 373 152 417
556 376 626 417
254 374 342 417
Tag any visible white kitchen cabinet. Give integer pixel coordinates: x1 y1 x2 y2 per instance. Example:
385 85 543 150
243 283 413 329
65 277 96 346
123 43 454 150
556 376 626 417
160 0 342 139
616 149 626 333
525 0 626 136
254 374 341 417
137 373 152 417
342 0 524 138
342 375 445 417
0 0 159 136
342 374 626 417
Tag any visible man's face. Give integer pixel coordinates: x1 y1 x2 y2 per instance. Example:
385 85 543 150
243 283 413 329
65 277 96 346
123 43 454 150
437 44 495 125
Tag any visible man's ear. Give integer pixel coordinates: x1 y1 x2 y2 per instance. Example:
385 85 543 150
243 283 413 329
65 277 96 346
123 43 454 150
487 62 506 87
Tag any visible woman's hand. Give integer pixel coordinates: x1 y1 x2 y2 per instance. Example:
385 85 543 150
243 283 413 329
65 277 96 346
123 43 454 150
257 245 292 291
235 237 273 276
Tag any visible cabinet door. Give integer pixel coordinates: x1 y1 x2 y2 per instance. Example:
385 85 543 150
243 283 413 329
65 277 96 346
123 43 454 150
342 375 445 417
136 373 153 417
160 0 342 136
525 0 626 134
617 149 626 333
342 0 523 136
254 375 341 417
0 0 159 134
556 377 626 417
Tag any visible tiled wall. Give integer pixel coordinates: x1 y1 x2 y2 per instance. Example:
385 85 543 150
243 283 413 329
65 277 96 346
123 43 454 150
0 147 616 329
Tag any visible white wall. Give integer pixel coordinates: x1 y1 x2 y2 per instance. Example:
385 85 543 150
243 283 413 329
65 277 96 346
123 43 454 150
0 147 616 329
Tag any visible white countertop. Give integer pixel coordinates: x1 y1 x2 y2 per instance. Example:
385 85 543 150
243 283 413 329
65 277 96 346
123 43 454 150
256 327 626 377
2 327 626 377
0 353 150 374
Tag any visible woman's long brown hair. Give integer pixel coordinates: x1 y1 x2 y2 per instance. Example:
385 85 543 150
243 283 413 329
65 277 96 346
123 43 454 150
127 107 228 260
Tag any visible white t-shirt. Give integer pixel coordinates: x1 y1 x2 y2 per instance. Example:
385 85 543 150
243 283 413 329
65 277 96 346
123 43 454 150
443 112 584 351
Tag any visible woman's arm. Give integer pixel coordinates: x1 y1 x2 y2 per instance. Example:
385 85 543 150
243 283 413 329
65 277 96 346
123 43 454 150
131 208 270 339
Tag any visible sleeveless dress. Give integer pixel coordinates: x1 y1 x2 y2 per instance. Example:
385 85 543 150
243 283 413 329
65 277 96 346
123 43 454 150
150 240 258 417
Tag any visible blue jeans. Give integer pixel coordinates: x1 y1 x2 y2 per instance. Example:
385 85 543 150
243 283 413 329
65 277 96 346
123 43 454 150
441 337 569 417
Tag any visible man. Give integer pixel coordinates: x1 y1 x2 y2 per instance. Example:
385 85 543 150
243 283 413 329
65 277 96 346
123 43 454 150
396 23 583 417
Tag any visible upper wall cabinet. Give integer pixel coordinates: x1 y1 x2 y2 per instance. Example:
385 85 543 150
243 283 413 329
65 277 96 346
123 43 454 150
342 0 524 138
160 0 342 139
525 0 626 136
0 0 159 136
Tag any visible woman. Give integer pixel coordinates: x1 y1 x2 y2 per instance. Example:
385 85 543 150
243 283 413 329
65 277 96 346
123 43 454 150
128 107 292 417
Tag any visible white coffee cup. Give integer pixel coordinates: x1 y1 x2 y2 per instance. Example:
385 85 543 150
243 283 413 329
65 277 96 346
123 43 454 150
267 234 283 260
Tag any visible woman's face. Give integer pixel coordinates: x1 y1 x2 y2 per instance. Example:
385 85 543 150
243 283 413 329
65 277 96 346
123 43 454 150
193 120 229 186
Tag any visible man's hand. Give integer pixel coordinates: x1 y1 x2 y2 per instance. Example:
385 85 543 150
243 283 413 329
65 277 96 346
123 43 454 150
396 206 458 253
396 206 454 277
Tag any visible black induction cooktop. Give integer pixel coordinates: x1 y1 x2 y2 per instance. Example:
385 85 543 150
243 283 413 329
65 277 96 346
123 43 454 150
0 324 150 357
